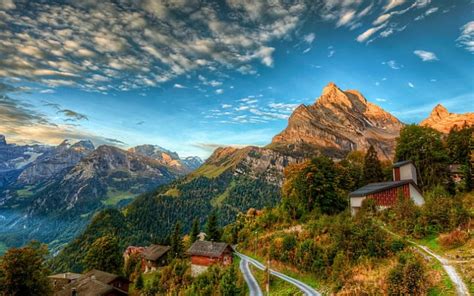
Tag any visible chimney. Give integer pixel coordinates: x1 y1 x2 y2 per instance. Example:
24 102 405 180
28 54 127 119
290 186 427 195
393 161 417 184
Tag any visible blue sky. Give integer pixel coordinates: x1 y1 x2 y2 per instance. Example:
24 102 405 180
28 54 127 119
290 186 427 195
0 0 473 158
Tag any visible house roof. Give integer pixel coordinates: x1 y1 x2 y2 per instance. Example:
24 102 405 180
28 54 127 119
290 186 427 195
56 277 127 296
392 160 412 168
349 180 416 197
82 269 123 285
48 272 82 280
187 241 232 258
142 244 170 261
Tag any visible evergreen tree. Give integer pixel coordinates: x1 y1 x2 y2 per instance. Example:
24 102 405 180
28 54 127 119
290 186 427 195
464 161 472 192
282 156 347 218
206 212 221 241
363 145 384 184
395 124 449 191
83 235 122 274
0 241 52 296
135 272 144 290
219 265 240 296
170 221 184 258
190 218 200 243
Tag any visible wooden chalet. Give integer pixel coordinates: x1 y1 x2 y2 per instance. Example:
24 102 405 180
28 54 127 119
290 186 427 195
187 241 233 276
349 160 425 216
55 270 130 296
48 272 82 292
142 244 171 272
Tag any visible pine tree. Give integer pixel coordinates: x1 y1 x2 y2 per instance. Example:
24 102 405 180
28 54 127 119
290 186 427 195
363 145 384 184
190 218 200 243
170 221 184 258
464 161 472 192
206 212 221 241
135 272 144 290
83 235 122 274
219 265 240 296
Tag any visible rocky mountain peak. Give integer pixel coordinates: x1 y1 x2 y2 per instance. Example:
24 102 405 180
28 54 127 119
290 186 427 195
420 104 474 133
271 82 403 160
430 104 449 120
71 140 95 151
0 135 6 145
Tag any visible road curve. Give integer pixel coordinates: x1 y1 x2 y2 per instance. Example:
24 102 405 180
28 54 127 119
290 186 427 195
239 256 263 296
235 251 321 296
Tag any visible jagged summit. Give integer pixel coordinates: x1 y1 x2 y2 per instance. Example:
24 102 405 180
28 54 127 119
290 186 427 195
0 135 6 145
271 82 403 160
420 104 474 133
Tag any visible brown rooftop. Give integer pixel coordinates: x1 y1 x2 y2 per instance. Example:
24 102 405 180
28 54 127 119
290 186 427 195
187 241 232 258
142 244 170 261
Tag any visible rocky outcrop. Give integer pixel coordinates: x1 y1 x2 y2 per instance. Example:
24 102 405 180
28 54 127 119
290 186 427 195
181 156 203 171
0 135 6 146
271 82 404 160
17 140 94 185
194 146 300 186
420 104 474 133
129 144 202 173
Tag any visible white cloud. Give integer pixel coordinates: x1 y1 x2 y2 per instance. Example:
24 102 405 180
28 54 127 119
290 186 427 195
173 83 186 89
337 10 356 27
384 0 406 12
356 23 387 43
414 50 438 61
383 60 403 70
373 13 391 25
303 33 315 44
0 0 15 10
376 98 387 102
222 104 232 109
303 47 311 54
39 89 55 94
457 21 474 53
215 89 224 95
408 82 415 88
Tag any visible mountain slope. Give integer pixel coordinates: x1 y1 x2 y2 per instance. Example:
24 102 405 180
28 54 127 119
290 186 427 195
0 142 193 253
17 139 94 185
420 104 474 133
270 82 403 160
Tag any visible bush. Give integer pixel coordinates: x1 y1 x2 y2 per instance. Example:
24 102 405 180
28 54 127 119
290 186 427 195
438 229 469 249
387 252 429 295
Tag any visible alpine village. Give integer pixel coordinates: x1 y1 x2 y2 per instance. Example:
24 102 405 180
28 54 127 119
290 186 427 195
0 1 474 296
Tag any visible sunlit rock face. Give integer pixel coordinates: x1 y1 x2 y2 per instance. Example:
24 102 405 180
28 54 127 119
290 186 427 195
420 104 474 133
271 82 404 160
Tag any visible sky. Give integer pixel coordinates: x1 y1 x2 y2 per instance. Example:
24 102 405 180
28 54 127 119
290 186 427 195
0 0 473 158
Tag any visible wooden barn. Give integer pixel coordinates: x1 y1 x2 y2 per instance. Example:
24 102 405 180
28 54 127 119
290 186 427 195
350 160 425 216
55 270 130 296
187 241 233 276
142 244 171 272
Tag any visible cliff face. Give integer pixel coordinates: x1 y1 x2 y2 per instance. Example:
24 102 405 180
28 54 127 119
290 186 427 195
271 82 404 160
420 104 474 133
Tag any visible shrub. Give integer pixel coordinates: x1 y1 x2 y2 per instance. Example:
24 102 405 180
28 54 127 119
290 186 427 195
387 252 429 295
438 229 469 249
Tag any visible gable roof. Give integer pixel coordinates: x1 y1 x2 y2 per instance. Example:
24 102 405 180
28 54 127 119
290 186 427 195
187 241 232 258
349 180 417 197
392 160 412 168
48 272 82 281
56 277 127 296
142 244 170 261
82 269 123 285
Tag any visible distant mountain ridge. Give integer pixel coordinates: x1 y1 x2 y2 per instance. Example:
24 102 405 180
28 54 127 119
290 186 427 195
420 104 474 133
0 136 203 253
270 82 403 160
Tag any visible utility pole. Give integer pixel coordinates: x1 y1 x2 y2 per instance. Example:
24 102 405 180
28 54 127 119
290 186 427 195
254 230 258 257
265 248 271 295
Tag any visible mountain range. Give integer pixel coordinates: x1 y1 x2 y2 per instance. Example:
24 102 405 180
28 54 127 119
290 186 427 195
49 82 473 272
1 82 471 262
0 138 203 252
